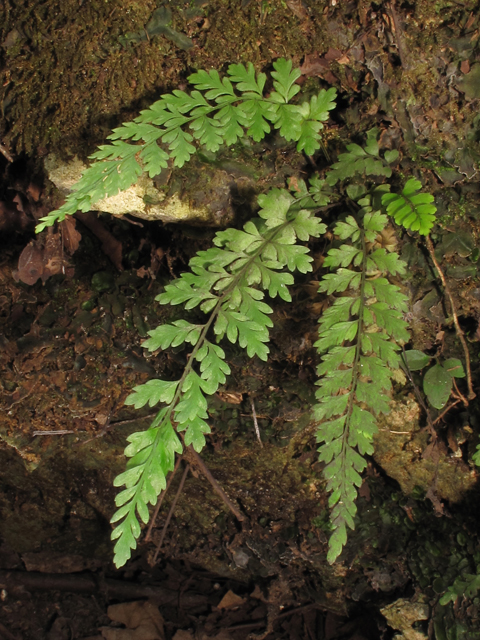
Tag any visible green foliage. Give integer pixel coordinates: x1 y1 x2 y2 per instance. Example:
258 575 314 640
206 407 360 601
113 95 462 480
33 61 452 568
326 127 398 187
314 202 409 563
402 350 466 410
440 573 480 605
110 186 326 567
473 443 480 467
36 59 336 232
381 178 436 235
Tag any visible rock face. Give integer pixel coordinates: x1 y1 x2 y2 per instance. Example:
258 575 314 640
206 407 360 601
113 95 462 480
373 398 477 503
45 154 247 226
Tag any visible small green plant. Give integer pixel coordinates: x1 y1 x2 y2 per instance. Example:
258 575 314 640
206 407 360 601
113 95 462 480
37 58 471 568
402 349 466 409
440 572 480 605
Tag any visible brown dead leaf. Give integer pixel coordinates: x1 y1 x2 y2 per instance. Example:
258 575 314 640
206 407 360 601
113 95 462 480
61 216 82 255
461 59 470 74
101 601 164 640
300 53 329 76
216 391 243 404
324 47 343 61
250 584 268 602
26 182 42 202
217 590 245 609
13 241 44 285
425 486 445 515
358 480 371 501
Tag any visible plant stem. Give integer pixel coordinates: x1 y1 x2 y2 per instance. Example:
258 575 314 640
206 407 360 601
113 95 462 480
425 236 475 401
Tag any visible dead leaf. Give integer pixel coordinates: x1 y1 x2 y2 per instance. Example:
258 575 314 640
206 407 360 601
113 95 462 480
300 53 329 77
250 585 268 602
358 480 371 501
101 601 164 640
425 486 445 515
217 590 245 609
461 59 470 74
27 182 42 202
61 216 82 254
13 241 44 285
216 391 243 404
324 47 343 61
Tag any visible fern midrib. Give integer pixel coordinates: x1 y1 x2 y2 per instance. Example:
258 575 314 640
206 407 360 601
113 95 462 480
167 215 297 414
338 226 368 501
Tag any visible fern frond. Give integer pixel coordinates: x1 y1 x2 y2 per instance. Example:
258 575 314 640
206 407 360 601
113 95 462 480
111 412 182 568
110 188 326 567
37 60 336 232
326 128 397 187
315 200 408 563
381 178 436 235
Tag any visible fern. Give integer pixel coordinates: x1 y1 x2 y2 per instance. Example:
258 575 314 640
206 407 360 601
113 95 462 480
31 62 446 568
36 59 336 232
315 201 410 563
110 187 326 567
381 178 436 235
326 127 399 187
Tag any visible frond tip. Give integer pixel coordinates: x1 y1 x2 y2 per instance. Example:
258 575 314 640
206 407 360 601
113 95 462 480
315 205 409 563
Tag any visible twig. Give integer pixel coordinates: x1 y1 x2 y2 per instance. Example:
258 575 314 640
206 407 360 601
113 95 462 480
250 397 263 448
152 463 190 564
185 446 245 522
33 430 76 436
425 236 475 401
108 413 158 428
145 455 183 542
433 398 462 426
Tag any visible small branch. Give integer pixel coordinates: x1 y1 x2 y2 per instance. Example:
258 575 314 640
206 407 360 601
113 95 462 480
152 463 190 564
425 236 475 401
145 455 183 542
250 397 263 448
185 446 246 523
433 398 462 426
33 430 76 436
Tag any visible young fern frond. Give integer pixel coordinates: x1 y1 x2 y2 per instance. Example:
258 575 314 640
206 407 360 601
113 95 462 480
315 200 409 563
110 187 327 568
36 59 336 232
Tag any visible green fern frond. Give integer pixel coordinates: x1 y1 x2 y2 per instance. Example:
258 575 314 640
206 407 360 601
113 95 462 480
381 178 436 235
315 201 409 563
326 128 398 187
110 188 326 568
36 60 336 232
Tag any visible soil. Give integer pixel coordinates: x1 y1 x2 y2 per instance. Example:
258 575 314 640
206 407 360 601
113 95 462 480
1 1 480 639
